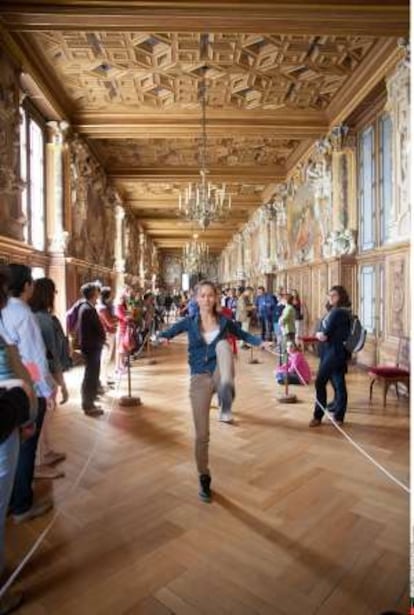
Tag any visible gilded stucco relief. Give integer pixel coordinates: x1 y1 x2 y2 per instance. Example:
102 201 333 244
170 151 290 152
94 137 300 169
69 136 116 267
0 50 25 240
162 256 183 290
388 255 407 338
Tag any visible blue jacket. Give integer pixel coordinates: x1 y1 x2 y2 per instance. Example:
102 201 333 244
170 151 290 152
319 307 351 365
159 314 262 375
255 293 276 319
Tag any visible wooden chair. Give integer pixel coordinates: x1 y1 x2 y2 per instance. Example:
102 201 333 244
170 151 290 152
298 319 320 354
368 337 410 407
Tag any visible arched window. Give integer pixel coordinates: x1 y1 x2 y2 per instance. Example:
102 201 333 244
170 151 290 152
19 105 46 250
357 112 393 250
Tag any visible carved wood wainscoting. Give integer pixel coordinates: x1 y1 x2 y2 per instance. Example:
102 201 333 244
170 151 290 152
357 243 410 370
273 256 357 336
0 235 49 271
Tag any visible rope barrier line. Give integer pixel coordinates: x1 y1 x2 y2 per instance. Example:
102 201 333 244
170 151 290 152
264 347 410 495
0 329 154 599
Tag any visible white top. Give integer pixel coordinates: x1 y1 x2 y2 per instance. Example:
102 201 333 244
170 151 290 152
0 297 55 397
202 328 220 345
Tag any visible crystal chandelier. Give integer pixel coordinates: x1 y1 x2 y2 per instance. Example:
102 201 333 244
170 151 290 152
182 233 209 274
178 65 231 230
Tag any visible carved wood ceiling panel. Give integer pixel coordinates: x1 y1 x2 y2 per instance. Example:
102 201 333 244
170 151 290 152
93 137 300 168
118 181 265 198
29 31 377 113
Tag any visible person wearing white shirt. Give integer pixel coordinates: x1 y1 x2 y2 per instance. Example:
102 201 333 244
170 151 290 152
0 264 54 523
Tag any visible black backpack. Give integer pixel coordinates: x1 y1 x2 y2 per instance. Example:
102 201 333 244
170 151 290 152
344 314 367 354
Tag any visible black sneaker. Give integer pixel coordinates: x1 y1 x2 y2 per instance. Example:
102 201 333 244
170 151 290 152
199 474 212 503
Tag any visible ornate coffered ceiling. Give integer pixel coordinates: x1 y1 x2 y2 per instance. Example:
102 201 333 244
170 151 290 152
0 1 408 256
20 32 378 113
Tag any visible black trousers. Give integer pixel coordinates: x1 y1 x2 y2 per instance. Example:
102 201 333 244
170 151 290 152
10 397 46 514
81 348 102 409
314 358 348 421
259 316 273 341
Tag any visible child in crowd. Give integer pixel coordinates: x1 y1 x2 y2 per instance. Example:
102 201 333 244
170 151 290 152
275 341 312 385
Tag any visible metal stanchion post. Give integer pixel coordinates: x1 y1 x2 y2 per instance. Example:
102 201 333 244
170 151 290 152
276 343 298 404
118 352 142 407
248 346 260 364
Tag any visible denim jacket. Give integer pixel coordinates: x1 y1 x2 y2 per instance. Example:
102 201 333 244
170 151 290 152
159 314 262 375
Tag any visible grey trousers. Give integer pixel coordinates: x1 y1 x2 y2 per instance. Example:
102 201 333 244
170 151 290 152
189 340 235 475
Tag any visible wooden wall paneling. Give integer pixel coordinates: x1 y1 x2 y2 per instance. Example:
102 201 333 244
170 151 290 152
65 262 80 308
385 249 409 339
359 334 377 368
340 258 357 307
301 266 312 332
310 265 321 330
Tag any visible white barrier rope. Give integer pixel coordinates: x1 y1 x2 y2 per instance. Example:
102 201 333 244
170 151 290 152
0 329 154 599
264 347 410 495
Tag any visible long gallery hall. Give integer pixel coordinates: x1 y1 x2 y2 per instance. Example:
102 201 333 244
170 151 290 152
0 1 410 614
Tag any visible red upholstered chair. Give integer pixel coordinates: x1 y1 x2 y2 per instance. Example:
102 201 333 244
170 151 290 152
368 337 410 407
298 319 320 354
299 334 319 354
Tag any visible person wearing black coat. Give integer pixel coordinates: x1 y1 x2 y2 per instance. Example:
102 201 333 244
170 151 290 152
309 285 352 427
78 283 106 416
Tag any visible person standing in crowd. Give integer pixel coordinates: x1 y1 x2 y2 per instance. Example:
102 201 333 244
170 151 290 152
309 285 352 427
235 287 252 349
186 286 199 318
78 283 106 416
164 292 173 323
0 266 38 612
29 277 69 479
226 288 238 319
272 289 285 349
279 291 296 354
0 385 32 615
157 280 271 503
97 286 117 387
114 287 132 374
0 264 55 524
291 289 304 345
255 286 276 341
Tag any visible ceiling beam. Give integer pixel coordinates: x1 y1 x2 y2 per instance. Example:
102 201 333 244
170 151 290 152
111 167 284 182
74 114 327 140
134 215 250 224
145 228 239 236
126 197 261 209
327 37 403 126
0 2 408 36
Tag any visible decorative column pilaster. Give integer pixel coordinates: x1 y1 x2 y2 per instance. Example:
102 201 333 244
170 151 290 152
386 43 410 242
139 229 146 288
114 203 126 295
234 233 245 282
46 120 70 320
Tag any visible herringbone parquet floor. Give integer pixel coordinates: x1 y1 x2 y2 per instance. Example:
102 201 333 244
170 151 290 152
5 336 409 614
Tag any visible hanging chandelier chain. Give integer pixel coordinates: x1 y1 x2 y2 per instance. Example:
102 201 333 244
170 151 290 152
177 54 231 233
200 67 208 184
